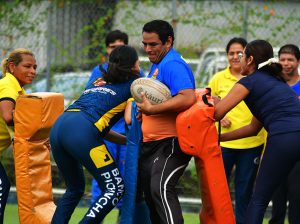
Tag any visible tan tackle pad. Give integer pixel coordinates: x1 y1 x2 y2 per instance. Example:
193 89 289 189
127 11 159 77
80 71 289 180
13 92 64 224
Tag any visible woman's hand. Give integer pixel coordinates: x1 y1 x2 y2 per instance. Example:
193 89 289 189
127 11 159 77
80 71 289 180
212 96 221 105
220 117 232 128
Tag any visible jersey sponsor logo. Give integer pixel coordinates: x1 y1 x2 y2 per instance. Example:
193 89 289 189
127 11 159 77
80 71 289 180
83 87 116 95
86 168 124 218
93 78 106 87
90 145 114 168
151 68 158 79
136 87 164 104
254 156 260 165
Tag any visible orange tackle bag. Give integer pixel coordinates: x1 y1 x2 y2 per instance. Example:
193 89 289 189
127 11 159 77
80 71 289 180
176 88 235 224
13 92 64 224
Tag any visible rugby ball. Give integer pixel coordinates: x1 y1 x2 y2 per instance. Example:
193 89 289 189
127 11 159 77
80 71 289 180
130 78 171 104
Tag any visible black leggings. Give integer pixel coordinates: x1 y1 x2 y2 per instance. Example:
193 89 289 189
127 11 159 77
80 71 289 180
0 162 10 224
269 161 300 224
246 131 300 224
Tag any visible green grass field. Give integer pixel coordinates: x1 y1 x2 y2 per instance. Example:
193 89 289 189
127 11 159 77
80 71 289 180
5 204 198 224
5 203 286 224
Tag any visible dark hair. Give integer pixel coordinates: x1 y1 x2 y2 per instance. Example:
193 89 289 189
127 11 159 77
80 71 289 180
226 37 247 53
105 30 128 47
245 40 283 81
278 44 300 60
142 20 174 46
101 45 139 83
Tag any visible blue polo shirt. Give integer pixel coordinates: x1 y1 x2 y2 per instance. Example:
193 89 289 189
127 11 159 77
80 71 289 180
291 80 300 96
148 48 195 95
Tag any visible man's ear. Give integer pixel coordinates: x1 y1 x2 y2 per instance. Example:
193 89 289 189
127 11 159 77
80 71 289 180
166 36 173 48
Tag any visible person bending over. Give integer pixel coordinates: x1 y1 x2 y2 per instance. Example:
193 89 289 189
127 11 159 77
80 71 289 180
50 45 140 224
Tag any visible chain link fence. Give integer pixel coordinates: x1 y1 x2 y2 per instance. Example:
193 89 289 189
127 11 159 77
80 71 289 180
1 1 300 84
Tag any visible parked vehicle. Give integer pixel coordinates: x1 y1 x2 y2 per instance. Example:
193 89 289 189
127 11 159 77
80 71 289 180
194 48 228 87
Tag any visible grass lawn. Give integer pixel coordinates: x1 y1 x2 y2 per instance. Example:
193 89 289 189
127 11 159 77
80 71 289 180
5 203 286 224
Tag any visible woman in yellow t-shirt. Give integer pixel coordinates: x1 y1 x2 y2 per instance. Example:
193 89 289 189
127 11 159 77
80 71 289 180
208 38 265 224
0 48 37 223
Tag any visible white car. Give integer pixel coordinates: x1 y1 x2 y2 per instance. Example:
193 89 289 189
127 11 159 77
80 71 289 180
194 48 228 87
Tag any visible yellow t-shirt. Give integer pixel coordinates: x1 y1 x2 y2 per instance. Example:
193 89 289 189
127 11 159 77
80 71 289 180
0 73 26 152
208 67 265 149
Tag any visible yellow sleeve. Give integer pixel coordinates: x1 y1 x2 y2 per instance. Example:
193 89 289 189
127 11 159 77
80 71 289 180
127 97 134 103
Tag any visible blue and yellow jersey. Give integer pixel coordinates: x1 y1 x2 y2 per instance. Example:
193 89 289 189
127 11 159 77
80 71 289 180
67 78 134 135
86 63 144 135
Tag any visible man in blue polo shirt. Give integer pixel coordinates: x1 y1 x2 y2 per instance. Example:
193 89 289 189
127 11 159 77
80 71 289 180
137 20 196 224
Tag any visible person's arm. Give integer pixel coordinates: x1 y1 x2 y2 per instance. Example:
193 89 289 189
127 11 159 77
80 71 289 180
104 130 126 145
208 74 232 128
0 100 15 126
136 88 196 115
214 83 249 121
124 101 132 125
221 116 263 141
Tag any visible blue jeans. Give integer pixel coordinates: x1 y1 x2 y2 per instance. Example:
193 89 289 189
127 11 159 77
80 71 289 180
222 145 263 224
